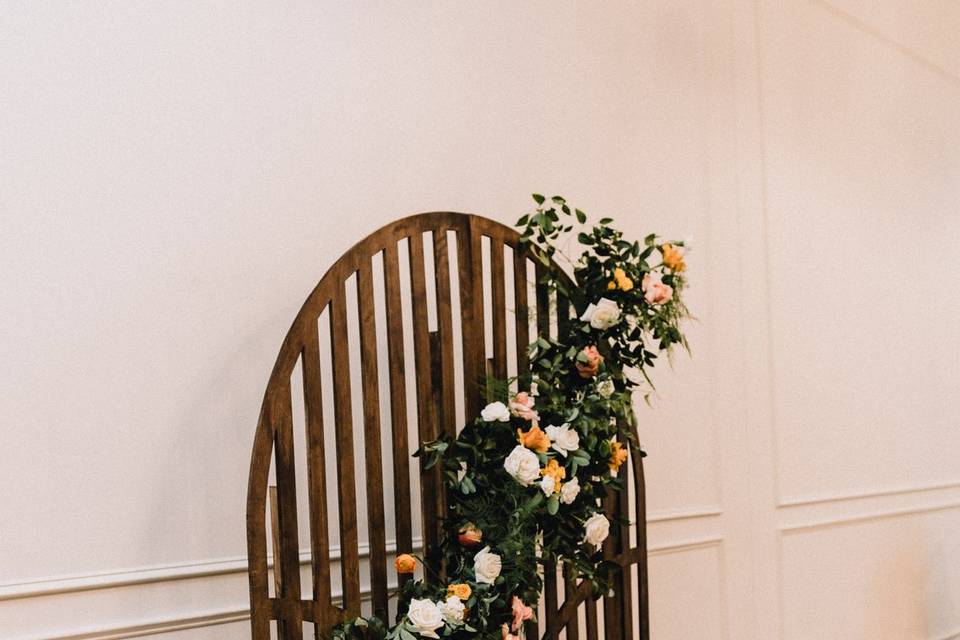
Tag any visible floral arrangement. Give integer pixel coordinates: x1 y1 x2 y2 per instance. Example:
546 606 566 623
333 195 690 640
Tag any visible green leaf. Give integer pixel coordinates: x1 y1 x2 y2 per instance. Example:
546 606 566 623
547 495 560 515
598 217 613 225
517 214 529 226
575 208 586 223
532 193 545 204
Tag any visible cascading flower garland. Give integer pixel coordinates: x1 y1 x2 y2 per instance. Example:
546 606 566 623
333 195 690 640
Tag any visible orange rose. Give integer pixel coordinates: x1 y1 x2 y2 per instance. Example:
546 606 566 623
517 425 550 453
575 345 603 378
661 244 686 272
540 459 566 484
608 440 628 473
448 583 473 600
458 522 483 547
394 553 417 574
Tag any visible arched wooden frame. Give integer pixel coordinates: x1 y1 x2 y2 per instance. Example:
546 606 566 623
246 212 650 640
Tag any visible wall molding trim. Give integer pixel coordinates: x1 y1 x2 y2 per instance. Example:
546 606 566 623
2 508 721 603
778 480 960 509
27 609 249 640
779 500 960 535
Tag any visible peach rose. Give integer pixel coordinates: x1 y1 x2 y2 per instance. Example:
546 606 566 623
509 391 538 422
447 583 472 600
642 272 673 305
395 553 417 573
575 345 603 378
502 624 520 640
661 243 686 272
517 425 550 453
511 596 534 631
458 522 483 547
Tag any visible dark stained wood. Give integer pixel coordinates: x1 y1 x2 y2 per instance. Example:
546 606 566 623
382 241 414 584
461 219 487 419
273 383 304 639
563 564 580 640
329 291 362 617
268 486 282 599
535 262 551 338
245 212 650 640
543 560 559 637
356 260 389 619
513 250 530 375
433 230 456 437
585 594 599 640
490 236 508 380
301 326 332 636
408 233 443 578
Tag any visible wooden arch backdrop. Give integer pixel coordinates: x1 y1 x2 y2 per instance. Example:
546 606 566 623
245 212 650 640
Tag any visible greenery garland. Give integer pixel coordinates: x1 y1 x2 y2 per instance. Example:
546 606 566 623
333 195 690 640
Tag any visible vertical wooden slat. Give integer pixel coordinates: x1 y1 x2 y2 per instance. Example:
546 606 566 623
383 241 414 584
460 219 486 420
302 326 332 635
585 595 600 640
408 234 442 578
329 292 362 616
433 230 456 437
535 262 550 338
631 441 651 640
273 383 304 639
268 486 282 600
564 565 580 640
556 286 571 337
602 484 625 640
490 237 508 380
513 250 530 375
544 560 559 637
616 454 635 640
357 260 389 619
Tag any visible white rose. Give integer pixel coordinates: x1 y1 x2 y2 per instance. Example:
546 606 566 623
539 474 556 496
579 297 621 330
473 546 502 584
560 477 580 504
481 401 511 422
457 461 468 482
406 598 445 639
544 423 580 457
583 512 610 546
438 595 466 625
503 445 541 486
597 379 615 399
529 381 539 396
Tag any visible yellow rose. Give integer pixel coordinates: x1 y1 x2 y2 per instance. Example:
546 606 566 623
613 267 634 291
447 583 472 600
608 440 628 473
607 280 617 290
661 244 686 272
541 459 567 485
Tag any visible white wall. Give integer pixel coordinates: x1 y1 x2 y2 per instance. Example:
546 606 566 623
1 1 958 639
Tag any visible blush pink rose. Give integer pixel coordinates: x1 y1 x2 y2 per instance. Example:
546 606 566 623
501 624 521 640
642 272 674 305
509 391 538 422
575 345 603 379
511 596 534 631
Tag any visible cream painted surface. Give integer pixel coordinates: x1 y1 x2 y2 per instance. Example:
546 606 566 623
0 1 957 639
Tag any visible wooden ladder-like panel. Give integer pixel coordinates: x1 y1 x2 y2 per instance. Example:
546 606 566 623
245 212 650 640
